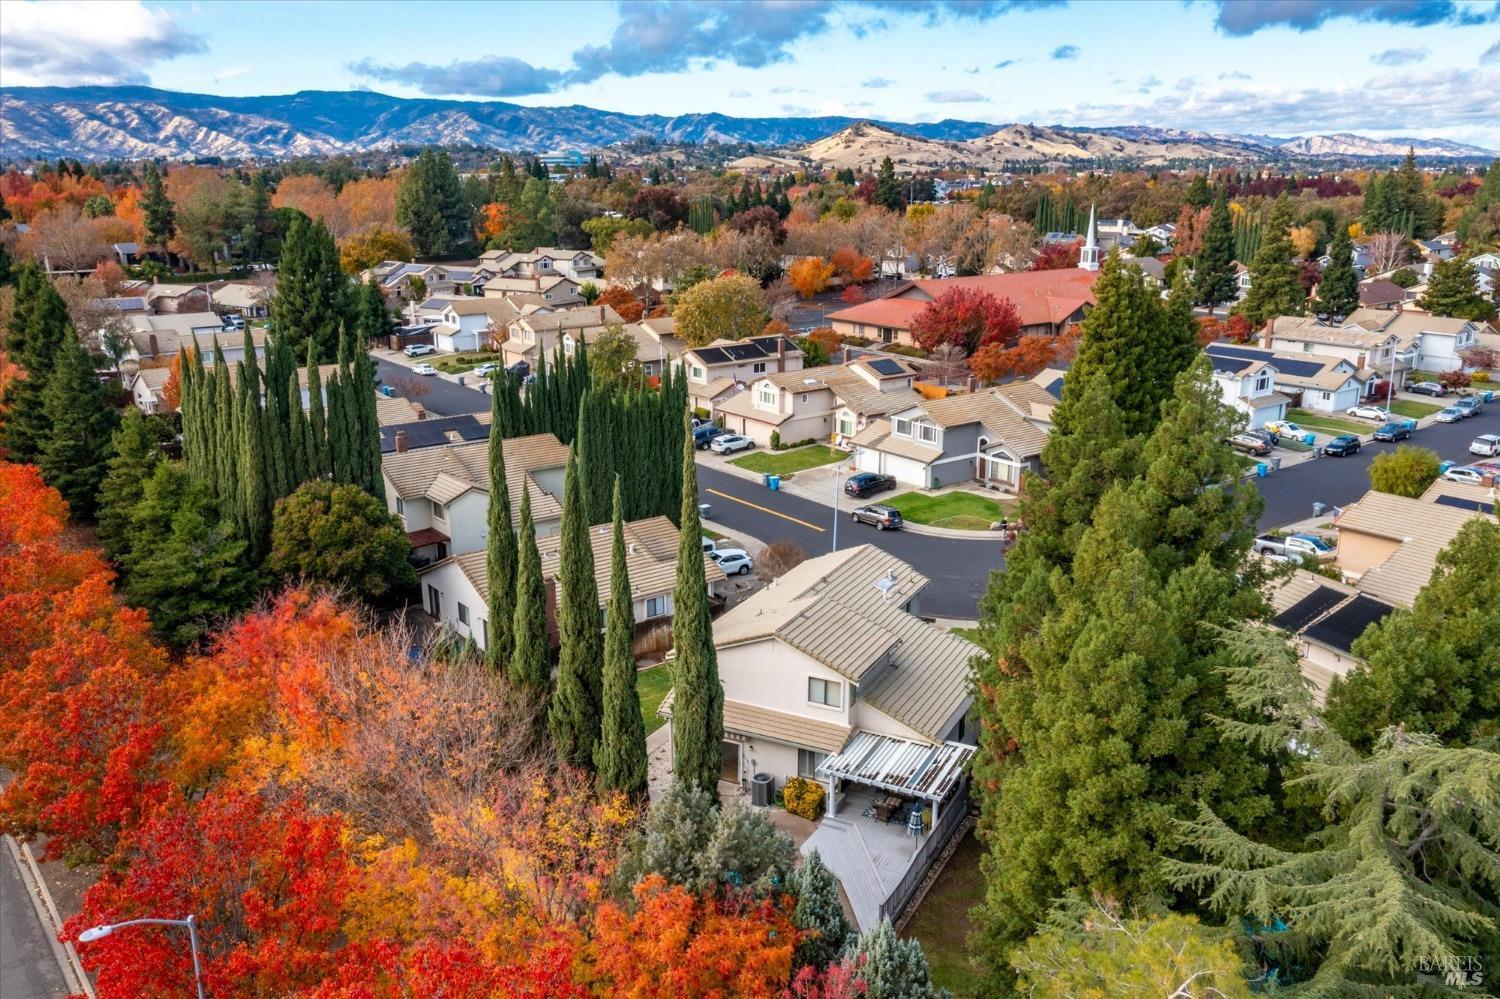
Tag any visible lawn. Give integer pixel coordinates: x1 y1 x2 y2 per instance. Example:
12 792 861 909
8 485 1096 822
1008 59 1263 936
637 664 672 735
885 491 1011 531
1386 399 1442 419
904 829 984 996
431 352 501 374
1287 408 1368 436
729 444 845 477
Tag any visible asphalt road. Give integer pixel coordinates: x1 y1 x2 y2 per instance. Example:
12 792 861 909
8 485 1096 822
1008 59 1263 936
696 464 1006 619
1253 404 1500 529
374 356 491 417
1 843 69 999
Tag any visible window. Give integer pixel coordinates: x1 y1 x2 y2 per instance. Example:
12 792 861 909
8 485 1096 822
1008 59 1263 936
758 386 778 407
433 503 447 522
837 414 855 436
395 496 405 519
893 417 912 437
690 364 706 381
917 422 938 444
752 362 766 374
1302 342 1314 353
457 602 469 625
1321 391 1331 401
645 595 666 618
1255 372 1270 392
426 585 441 618
481 619 488 648
808 677 842 708
797 749 827 779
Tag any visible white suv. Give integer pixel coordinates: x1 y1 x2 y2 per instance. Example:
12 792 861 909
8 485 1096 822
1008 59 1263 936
1471 434 1500 457
403 343 436 357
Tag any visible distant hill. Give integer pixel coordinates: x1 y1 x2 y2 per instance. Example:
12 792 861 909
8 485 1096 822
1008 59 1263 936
0 85 1492 164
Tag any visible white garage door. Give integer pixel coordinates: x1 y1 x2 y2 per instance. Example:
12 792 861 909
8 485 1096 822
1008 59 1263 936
859 450 928 488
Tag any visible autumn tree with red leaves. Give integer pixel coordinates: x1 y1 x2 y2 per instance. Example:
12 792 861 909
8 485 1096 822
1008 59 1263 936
830 245 874 283
598 285 646 323
910 287 1022 356
1030 239 1082 271
970 334 1060 383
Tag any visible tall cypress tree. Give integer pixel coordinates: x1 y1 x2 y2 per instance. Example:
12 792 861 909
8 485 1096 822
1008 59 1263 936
485 400 519 669
548 450 603 768
236 373 271 560
1192 189 1237 313
38 337 119 519
1318 226 1360 318
1237 194 1306 327
350 340 383 500
0 265 72 463
305 346 330 479
596 479 648 798
509 486 552 704
575 388 615 526
670 418 723 794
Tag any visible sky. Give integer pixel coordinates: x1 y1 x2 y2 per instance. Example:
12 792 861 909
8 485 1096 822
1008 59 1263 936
2 0 1499 148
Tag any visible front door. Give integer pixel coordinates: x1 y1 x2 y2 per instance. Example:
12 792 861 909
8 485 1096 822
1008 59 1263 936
426 584 441 619
720 741 741 784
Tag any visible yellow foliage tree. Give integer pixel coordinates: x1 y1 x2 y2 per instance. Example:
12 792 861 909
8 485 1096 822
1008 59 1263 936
788 256 836 298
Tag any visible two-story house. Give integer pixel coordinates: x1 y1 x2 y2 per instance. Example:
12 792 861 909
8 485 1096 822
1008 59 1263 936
497 304 624 368
479 247 603 283
1265 314 1411 390
714 358 924 448
1347 308 1491 374
430 298 522 353
479 274 584 306
1205 343 1366 414
381 433 570 564
668 545 977 931
1207 352 1290 429
418 514 725 651
679 335 804 415
850 380 1055 491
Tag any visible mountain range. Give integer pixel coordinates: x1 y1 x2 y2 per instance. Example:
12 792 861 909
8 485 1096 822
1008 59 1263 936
0 86 1492 164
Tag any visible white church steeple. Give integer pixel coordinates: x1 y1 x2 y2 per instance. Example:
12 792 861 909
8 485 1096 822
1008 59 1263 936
1079 203 1100 272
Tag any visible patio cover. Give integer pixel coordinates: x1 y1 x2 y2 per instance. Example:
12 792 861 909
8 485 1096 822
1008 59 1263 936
817 731 975 803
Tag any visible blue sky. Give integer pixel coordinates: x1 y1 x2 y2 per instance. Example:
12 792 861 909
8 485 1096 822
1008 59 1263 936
2 0 1498 147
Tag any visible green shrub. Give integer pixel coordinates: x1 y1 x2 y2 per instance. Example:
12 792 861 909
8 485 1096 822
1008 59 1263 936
770 430 783 450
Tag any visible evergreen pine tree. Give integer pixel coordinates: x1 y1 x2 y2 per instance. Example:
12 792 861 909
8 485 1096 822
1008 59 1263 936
509 487 552 702
670 418 723 793
1157 271 1200 392
0 265 72 463
793 850 853 970
1417 255 1492 321
1362 172 1402 233
1236 194 1305 327
270 215 350 362
548 450 603 768
484 400 518 669
596 479 648 798
575 388 615 525
1191 189 1237 313
874 156 903 212
97 409 162 562
395 149 472 257
38 337 119 519
844 920 944 999
355 279 394 345
1317 226 1360 317
1184 174 1211 208
140 161 176 251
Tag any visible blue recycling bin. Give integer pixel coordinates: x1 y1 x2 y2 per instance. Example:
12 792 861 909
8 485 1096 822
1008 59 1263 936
1439 460 1455 473
768 475 781 491
1303 432 1316 445
1256 462 1269 478
380 384 395 397
1484 390 1494 403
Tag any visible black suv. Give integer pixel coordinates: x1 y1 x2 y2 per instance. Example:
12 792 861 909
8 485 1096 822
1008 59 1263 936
1322 434 1361 457
844 472 896 498
851 504 903 530
693 424 727 449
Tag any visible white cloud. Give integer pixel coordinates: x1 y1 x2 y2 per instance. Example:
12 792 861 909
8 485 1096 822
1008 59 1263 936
1370 47 1430 66
0 0 207 86
927 89 990 103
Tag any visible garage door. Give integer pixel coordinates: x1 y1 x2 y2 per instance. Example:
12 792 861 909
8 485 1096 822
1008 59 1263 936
859 451 928 488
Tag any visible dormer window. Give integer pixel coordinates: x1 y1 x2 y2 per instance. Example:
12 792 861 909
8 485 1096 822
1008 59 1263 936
1255 371 1270 392
893 417 913 437
758 385 778 408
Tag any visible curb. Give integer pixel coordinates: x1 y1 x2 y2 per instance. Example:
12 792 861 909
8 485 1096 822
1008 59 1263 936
4 834 94 998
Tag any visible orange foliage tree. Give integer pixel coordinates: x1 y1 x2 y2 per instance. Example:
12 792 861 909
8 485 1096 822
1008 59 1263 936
597 285 645 323
830 246 874 283
789 257 837 298
969 333 1060 383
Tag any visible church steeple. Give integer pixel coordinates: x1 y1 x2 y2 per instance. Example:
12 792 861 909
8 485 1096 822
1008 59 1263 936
1079 203 1100 272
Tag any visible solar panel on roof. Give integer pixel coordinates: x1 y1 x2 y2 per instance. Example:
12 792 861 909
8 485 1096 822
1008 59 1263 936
1043 377 1063 399
1433 494 1496 514
1303 595 1393 653
868 358 905 376
1270 585 1348 633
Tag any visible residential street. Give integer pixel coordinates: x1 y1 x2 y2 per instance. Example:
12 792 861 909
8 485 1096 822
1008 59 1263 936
1 843 69 999
373 356 490 417
1254 405 1500 529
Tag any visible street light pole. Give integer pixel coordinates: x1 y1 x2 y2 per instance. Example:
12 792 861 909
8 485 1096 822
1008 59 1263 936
831 447 861 553
78 915 206 999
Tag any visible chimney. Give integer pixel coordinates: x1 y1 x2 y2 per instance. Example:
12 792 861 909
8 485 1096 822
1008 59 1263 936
599 305 605 322
148 333 159 358
777 336 786 373
414 404 427 420
395 430 408 453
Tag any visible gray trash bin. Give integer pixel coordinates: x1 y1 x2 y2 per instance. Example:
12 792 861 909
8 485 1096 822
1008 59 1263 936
1271 457 1283 471
751 773 774 807
1313 501 1326 517
699 502 712 519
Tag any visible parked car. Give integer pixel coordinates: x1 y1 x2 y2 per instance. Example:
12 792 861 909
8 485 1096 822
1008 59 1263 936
710 548 754 576
709 433 755 454
1245 428 1279 447
403 344 437 357
700 536 718 554
1227 432 1272 456
1453 397 1484 418
1254 532 1335 563
693 425 727 449
412 362 437 376
844 472 897 498
691 417 709 430
472 362 499 377
1470 434 1500 457
1373 422 1412 442
504 360 530 379
1345 404 1387 420
1436 406 1466 423
1442 465 1490 486
1408 381 1448 397
850 504 904 530
1264 420 1305 438
1321 434 1361 456
223 314 245 330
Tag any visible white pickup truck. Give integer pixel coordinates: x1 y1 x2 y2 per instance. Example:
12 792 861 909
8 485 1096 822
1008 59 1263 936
1254 532 1335 563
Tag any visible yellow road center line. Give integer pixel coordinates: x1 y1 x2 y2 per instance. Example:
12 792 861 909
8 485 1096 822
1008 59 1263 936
705 488 826 532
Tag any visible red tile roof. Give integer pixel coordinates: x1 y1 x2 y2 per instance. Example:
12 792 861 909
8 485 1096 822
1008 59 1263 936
406 527 450 548
828 269 1098 332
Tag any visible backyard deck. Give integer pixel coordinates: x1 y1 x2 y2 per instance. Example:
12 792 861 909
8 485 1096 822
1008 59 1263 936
801 787 940 931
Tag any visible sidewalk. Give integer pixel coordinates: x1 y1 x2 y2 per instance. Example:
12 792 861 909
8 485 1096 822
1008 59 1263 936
698 448 1007 540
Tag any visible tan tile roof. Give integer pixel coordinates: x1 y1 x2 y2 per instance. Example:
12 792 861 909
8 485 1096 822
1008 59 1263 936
211 283 270 309
850 418 942 462
826 371 923 418
1266 566 1355 617
381 433 569 526
696 377 737 400
1336 489 1495 607
712 545 978 742
375 395 422 426
716 390 795 426
447 297 522 317
524 515 726 605
904 389 1052 458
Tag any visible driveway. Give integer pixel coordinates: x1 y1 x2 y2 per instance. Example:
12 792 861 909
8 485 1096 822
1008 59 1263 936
695 464 1004 619
1254 403 1499 529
